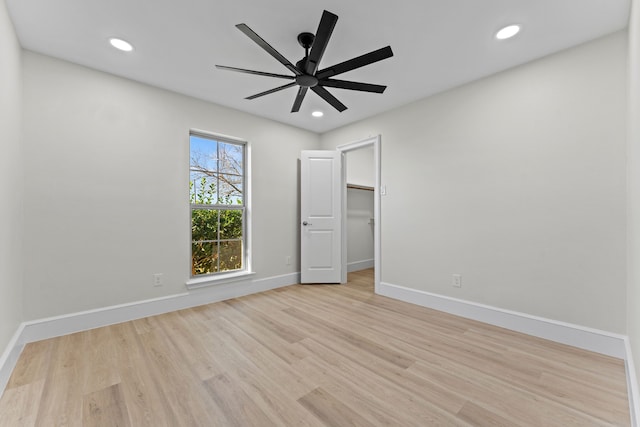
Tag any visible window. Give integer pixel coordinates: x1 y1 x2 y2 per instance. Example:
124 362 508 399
190 131 247 278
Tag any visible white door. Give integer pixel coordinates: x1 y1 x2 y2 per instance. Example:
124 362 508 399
300 150 343 284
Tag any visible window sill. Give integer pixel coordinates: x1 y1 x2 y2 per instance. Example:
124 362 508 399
185 271 256 290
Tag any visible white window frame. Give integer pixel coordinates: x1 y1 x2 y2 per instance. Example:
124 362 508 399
186 129 253 289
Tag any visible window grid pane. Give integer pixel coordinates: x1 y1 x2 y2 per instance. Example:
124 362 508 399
191 207 244 275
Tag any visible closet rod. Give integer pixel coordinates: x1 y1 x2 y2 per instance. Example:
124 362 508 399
346 184 374 191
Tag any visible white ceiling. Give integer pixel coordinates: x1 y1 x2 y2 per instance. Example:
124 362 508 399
6 0 630 134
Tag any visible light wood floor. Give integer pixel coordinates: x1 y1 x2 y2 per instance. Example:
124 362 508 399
0 269 630 426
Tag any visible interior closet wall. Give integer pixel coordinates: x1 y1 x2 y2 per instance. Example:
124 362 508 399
346 148 374 271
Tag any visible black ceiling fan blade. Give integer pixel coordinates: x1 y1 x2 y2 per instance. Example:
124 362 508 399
216 65 295 80
291 87 308 112
245 82 297 100
236 23 302 76
305 10 338 75
311 85 347 112
316 46 393 80
318 79 387 93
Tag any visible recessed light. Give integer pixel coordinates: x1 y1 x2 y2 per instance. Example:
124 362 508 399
312 111 324 117
495 25 521 40
109 38 134 52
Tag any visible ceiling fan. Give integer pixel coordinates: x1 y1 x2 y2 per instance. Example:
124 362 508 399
216 10 393 113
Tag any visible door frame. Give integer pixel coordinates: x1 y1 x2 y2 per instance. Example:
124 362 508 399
337 135 381 293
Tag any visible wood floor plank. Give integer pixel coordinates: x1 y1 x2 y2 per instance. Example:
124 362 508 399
283 306 416 369
203 373 277 427
155 310 226 381
408 357 620 426
457 401 516 427
298 387 376 427
34 331 88 426
0 269 630 426
290 290 547 386
5 339 53 389
294 339 472 425
219 300 313 365
82 383 130 427
109 322 177 427
131 315 161 335
136 326 220 426
223 298 306 344
282 288 547 393
464 325 626 380
83 326 121 394
462 329 628 396
0 379 45 427
225 362 327 427
297 334 468 416
209 315 318 399
536 372 630 424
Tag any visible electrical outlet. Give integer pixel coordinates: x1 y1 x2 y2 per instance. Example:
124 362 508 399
452 274 462 288
285 256 292 265
153 273 163 287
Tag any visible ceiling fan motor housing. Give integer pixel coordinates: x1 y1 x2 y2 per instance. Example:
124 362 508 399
296 73 318 88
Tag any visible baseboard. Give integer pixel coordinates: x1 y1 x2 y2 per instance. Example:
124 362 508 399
0 271 300 397
347 259 374 272
20 272 300 344
379 281 626 359
0 324 26 399
625 338 640 426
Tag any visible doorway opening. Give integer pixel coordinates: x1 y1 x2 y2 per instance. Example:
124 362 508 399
337 135 381 293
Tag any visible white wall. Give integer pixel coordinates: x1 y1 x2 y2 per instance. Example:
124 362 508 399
21 51 319 320
628 0 640 394
322 32 628 333
0 0 23 351
345 147 374 188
